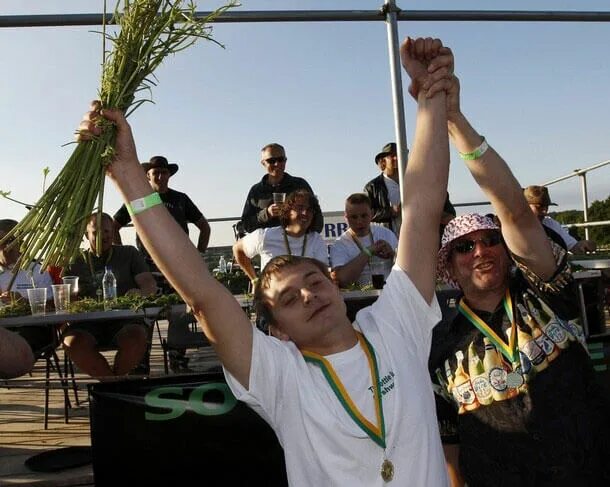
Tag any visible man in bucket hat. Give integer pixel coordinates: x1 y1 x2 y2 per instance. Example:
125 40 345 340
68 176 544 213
524 184 596 254
428 74 610 485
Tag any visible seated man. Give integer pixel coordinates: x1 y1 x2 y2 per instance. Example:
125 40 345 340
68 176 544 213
62 213 157 379
0 218 55 356
524 185 597 254
329 193 397 288
233 190 328 284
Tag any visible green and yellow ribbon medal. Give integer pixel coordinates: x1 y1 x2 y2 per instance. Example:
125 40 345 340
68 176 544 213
301 332 394 482
458 290 524 388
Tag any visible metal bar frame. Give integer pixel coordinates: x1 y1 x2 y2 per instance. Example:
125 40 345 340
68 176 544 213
2 4 608 226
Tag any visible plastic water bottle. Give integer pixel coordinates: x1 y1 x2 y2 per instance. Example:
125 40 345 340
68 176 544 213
102 266 117 309
218 255 227 273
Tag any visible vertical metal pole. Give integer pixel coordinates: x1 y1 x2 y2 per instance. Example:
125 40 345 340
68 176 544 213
579 173 590 240
383 0 408 205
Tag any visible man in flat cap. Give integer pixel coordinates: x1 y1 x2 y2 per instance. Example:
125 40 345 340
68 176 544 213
365 142 456 237
524 185 596 254
114 155 211 262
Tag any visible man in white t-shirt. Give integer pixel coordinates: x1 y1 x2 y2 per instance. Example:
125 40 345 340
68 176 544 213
523 185 597 254
330 193 398 287
77 35 454 486
233 190 328 283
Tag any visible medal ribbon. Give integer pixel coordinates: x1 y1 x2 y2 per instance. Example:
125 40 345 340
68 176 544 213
458 289 518 364
282 229 308 257
301 332 386 448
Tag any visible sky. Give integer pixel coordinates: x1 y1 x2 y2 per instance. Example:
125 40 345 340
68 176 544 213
1 0 609 248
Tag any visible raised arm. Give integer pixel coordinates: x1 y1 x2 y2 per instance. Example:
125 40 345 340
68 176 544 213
443 77 556 279
396 37 451 303
78 103 253 387
232 239 258 282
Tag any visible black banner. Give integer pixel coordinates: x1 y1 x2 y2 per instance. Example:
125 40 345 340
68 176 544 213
89 372 287 486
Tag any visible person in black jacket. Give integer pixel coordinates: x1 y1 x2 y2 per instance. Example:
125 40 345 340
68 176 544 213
238 143 323 236
365 143 456 239
364 142 402 234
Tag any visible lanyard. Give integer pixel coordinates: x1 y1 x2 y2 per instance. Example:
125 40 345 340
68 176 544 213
85 247 113 277
458 289 518 365
282 229 308 257
349 228 374 254
301 332 386 448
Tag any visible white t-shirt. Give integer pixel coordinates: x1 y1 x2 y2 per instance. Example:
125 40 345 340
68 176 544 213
224 267 448 487
329 226 398 286
241 226 329 270
542 216 578 250
0 262 53 298
383 175 402 234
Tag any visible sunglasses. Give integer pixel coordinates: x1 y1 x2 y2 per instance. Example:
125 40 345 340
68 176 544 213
451 232 503 254
265 156 287 165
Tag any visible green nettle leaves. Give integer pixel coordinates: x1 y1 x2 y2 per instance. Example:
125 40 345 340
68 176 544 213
0 0 238 279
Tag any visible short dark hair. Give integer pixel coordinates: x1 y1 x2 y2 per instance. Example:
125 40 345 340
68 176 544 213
0 219 18 234
87 212 113 225
345 193 372 208
254 255 331 327
260 143 285 154
279 190 321 229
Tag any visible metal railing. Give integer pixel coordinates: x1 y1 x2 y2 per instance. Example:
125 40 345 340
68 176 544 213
543 159 610 240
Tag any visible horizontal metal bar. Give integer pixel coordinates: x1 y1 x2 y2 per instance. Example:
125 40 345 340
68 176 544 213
543 159 610 186
2 10 610 29
563 220 610 228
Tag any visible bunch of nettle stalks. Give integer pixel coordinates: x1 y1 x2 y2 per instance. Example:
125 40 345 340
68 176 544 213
0 0 236 279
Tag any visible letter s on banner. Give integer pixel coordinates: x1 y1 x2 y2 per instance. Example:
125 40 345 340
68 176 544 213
145 386 187 421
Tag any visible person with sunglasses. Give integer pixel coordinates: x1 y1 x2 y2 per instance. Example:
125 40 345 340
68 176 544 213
237 143 323 236
233 189 328 286
428 72 610 485
76 36 454 486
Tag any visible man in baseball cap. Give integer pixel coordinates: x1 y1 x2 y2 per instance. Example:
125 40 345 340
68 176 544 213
523 185 596 254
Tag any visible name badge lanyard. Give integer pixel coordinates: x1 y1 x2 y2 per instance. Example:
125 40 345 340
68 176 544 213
301 332 395 482
282 229 307 257
458 290 523 386
349 229 374 270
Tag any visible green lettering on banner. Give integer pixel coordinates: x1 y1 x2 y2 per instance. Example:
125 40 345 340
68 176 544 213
189 383 237 416
144 383 238 421
145 386 187 421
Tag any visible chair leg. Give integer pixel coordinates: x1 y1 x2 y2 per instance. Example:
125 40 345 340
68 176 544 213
65 353 80 406
51 351 70 424
44 357 51 430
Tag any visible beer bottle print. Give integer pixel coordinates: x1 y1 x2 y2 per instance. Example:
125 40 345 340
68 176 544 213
482 338 509 401
454 350 479 413
517 303 559 362
524 294 569 350
467 341 493 406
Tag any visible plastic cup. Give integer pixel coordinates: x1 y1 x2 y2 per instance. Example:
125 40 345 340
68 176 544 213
52 284 71 313
273 192 286 204
27 288 47 316
62 276 79 297
370 257 388 290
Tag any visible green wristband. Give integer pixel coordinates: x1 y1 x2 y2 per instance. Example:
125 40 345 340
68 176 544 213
127 192 162 216
362 247 373 258
459 137 489 160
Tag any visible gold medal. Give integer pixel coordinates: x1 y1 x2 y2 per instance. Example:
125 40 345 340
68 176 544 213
381 458 394 482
